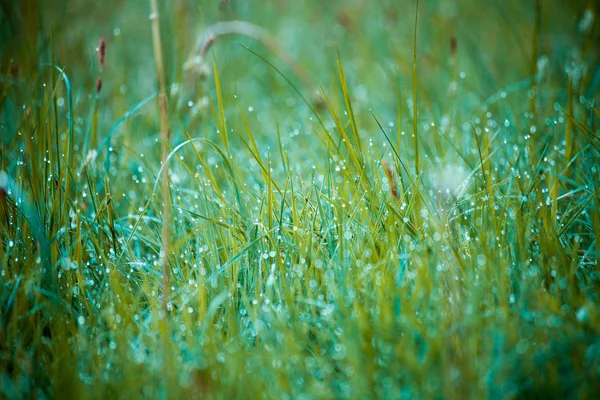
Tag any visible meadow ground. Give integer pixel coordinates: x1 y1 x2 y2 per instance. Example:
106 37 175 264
1 0 599 398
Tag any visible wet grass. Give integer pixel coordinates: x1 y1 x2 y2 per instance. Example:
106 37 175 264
1 0 600 398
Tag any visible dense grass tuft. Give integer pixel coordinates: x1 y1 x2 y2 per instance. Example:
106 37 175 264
1 0 599 398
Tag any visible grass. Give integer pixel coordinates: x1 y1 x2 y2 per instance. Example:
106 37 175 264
1 0 600 398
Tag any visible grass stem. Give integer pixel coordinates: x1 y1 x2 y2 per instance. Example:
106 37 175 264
149 0 171 315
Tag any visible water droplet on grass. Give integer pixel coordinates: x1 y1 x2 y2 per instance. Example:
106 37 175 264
477 254 486 266
577 307 588 322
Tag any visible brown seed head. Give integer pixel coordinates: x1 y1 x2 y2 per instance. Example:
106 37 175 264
382 161 399 199
201 34 216 56
98 37 106 70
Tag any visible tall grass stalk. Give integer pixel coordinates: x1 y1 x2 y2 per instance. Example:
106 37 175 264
149 0 171 315
412 0 420 175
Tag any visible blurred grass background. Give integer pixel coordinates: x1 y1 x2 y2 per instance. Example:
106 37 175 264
1 0 600 398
